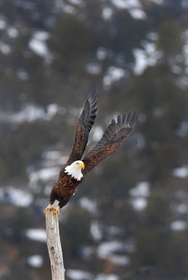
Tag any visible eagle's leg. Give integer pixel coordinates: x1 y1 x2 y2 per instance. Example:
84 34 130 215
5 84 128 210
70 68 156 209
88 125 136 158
44 203 52 214
53 206 60 216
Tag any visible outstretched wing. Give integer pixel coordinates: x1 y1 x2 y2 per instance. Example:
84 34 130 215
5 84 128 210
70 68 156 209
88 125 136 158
83 111 137 175
66 86 98 165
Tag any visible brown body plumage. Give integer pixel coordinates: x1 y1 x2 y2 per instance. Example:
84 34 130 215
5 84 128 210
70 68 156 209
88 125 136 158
48 169 84 209
44 87 137 215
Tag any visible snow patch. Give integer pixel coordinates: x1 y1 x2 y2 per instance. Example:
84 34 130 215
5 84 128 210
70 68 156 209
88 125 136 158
7 27 19 38
0 18 6 29
97 47 108 60
29 31 52 62
130 197 147 211
8 105 48 123
111 0 142 9
66 269 92 280
103 66 127 89
29 167 59 185
129 8 146 20
172 166 188 178
170 220 187 231
96 274 119 280
0 187 33 207
79 197 97 213
97 240 128 262
68 0 84 5
26 229 46 242
27 255 43 268
129 182 150 211
177 204 187 214
111 0 146 20
129 181 150 197
133 44 162 74
90 221 102 241
0 42 11 55
102 7 113 20
152 0 164 4
29 38 48 57
0 104 62 124
86 62 102 75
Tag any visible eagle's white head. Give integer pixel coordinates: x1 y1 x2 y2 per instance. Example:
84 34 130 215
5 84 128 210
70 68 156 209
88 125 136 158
64 160 85 181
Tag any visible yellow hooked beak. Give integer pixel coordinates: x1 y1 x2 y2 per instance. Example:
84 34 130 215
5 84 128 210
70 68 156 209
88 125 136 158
78 162 85 169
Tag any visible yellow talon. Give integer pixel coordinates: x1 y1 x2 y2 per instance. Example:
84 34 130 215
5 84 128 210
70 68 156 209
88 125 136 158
53 206 60 216
44 203 52 214
44 204 60 216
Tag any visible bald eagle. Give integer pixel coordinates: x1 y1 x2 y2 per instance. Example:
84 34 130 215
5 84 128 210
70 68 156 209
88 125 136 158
44 87 137 215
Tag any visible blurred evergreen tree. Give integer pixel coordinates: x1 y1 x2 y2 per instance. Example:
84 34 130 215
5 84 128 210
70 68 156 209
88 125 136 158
110 9 147 64
0 122 48 183
127 65 188 183
59 205 92 263
157 20 185 76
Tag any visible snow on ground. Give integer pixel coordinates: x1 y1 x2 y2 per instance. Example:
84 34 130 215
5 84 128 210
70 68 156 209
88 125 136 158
66 269 93 280
97 47 108 60
129 181 150 197
27 255 43 268
86 62 102 75
133 42 162 74
96 274 119 280
129 181 150 211
128 8 146 20
0 102 67 125
0 103 62 124
111 0 146 19
101 41 161 84
68 0 84 5
183 32 188 67
42 151 68 167
130 197 147 211
0 42 11 55
172 166 188 178
29 167 59 186
66 269 120 280
0 187 33 207
97 241 124 256
29 31 50 58
103 66 127 89
176 121 188 137
170 220 187 231
9 105 46 122
26 228 46 242
90 221 103 241
7 27 19 38
102 7 113 20
177 204 187 214
79 197 97 214
111 0 142 9
151 0 164 4
97 240 130 266
0 17 6 30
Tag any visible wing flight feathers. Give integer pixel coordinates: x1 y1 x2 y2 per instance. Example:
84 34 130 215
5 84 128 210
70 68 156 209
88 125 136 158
66 86 98 165
83 111 137 175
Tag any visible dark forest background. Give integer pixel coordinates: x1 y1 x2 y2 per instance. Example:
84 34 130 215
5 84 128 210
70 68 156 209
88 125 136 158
0 0 188 279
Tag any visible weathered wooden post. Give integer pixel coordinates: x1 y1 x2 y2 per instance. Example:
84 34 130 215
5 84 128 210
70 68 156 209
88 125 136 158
45 209 65 280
